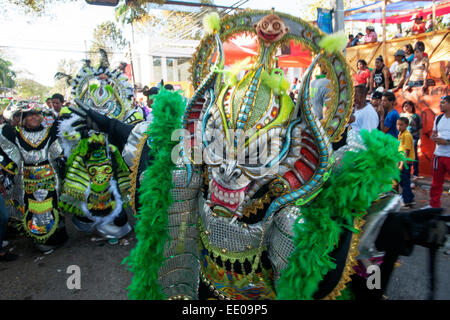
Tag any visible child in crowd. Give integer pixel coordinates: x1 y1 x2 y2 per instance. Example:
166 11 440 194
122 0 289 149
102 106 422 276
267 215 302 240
397 117 416 207
400 100 422 181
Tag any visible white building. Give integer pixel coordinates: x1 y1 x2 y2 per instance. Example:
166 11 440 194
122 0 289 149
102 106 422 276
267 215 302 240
131 37 199 87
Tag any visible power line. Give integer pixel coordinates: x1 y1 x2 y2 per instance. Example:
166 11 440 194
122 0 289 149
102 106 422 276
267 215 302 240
0 45 128 55
167 0 248 42
0 37 88 47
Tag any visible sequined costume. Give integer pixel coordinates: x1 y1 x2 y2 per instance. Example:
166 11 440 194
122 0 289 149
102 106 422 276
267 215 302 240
57 51 141 239
78 12 424 300
0 101 67 248
142 11 362 300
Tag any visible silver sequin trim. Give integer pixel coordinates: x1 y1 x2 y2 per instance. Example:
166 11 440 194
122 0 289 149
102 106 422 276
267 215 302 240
20 127 49 147
122 121 150 167
201 202 264 252
267 205 301 288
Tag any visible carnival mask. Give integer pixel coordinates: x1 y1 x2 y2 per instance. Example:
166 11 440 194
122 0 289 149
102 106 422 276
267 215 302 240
254 14 290 47
86 146 114 192
186 12 353 220
85 83 124 119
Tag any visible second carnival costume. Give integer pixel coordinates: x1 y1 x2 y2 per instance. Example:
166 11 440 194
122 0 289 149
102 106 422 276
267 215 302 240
0 101 68 251
71 12 447 299
57 50 144 240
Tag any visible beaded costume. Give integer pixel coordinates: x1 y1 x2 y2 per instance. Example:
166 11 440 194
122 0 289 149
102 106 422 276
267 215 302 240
57 52 141 239
113 11 411 300
0 101 67 246
73 11 410 300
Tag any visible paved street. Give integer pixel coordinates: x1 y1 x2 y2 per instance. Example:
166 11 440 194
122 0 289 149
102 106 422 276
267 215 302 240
0 179 449 300
386 177 450 300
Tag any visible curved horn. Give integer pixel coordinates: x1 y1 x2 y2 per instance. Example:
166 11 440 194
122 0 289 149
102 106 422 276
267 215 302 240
98 48 110 70
182 32 224 129
54 72 73 86
263 53 333 222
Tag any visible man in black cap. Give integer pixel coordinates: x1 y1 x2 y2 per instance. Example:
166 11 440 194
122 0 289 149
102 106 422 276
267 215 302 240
142 86 159 121
145 87 159 108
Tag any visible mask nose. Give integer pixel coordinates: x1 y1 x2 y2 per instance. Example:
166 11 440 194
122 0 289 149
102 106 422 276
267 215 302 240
218 161 242 183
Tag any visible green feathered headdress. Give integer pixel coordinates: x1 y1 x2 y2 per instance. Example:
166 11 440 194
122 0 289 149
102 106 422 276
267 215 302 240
261 69 290 96
203 12 221 35
318 31 347 54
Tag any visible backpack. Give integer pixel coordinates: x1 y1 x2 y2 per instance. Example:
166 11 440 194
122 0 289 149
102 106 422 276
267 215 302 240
435 114 444 127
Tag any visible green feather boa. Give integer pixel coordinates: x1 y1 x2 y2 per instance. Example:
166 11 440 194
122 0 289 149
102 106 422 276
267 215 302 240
123 88 186 300
276 129 406 300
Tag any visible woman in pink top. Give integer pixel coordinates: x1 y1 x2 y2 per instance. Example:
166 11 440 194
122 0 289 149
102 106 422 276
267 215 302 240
364 26 377 43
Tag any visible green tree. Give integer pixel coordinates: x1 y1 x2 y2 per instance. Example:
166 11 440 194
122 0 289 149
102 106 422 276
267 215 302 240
90 21 128 61
115 1 157 26
0 56 16 89
15 78 51 99
115 0 213 40
5 0 77 15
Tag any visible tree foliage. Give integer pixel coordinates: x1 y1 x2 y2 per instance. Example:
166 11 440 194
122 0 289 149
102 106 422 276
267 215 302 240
15 78 51 99
115 0 214 40
0 56 16 89
90 21 128 59
115 0 158 27
5 0 77 15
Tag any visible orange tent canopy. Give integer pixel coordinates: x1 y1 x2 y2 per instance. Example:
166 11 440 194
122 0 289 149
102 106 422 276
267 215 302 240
277 41 312 68
222 35 312 68
223 34 259 65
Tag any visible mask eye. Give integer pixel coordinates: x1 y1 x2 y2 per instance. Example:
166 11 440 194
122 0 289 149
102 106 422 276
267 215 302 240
103 166 112 174
103 100 114 110
88 167 97 176
273 22 281 30
262 22 269 29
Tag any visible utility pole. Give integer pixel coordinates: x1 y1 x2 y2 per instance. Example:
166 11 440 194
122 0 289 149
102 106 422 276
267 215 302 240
333 0 345 33
84 40 89 60
382 0 387 61
128 42 136 87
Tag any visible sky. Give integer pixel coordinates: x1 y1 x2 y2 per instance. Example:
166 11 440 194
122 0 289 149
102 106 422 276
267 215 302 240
0 0 315 87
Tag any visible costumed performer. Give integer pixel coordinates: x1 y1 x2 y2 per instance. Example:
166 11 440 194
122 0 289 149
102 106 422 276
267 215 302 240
0 101 68 253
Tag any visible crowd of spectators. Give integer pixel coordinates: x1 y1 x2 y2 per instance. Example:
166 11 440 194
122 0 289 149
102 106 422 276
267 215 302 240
347 13 450 48
353 40 430 95
345 36 450 213
344 38 443 208
347 27 378 47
